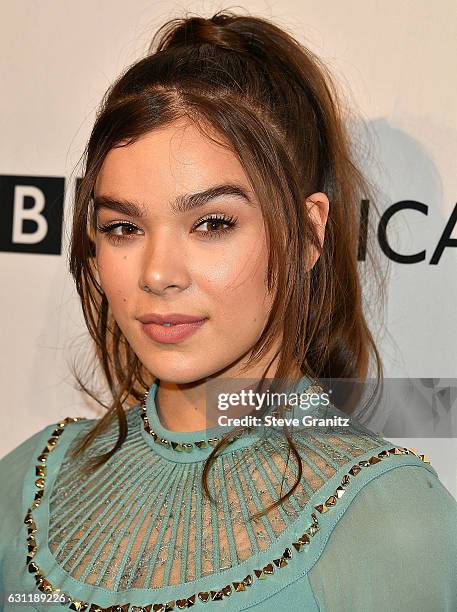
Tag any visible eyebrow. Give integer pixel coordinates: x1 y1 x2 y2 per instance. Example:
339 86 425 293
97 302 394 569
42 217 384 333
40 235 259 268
93 184 254 218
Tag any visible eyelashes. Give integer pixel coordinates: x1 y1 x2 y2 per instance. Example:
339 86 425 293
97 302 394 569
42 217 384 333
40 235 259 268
96 213 238 246
96 221 141 246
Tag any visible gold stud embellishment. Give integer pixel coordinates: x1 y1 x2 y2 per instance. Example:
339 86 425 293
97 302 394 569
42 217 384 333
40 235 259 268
140 382 321 453
140 392 225 453
24 415 432 610
69 602 88 611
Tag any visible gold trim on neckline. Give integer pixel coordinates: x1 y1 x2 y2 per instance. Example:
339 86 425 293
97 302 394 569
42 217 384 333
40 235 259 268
24 416 431 610
140 383 324 452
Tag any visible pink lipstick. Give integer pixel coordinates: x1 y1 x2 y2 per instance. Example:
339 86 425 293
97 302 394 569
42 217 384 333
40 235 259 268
137 313 208 344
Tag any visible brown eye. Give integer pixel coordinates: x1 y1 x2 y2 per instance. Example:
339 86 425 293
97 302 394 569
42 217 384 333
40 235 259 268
192 214 238 239
96 222 142 245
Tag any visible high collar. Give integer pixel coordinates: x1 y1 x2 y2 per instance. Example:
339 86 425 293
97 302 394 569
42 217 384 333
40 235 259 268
138 375 317 463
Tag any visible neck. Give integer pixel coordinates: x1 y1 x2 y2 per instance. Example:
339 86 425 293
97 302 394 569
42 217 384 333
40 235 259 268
155 354 304 433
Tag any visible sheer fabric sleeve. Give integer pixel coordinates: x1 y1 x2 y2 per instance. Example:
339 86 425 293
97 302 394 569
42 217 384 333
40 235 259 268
0 426 53 609
307 464 457 612
0 428 49 547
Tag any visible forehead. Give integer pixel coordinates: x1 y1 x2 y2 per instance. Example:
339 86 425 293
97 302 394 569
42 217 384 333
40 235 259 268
94 119 249 200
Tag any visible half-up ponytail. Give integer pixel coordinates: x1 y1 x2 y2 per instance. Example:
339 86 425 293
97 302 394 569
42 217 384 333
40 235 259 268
151 13 253 53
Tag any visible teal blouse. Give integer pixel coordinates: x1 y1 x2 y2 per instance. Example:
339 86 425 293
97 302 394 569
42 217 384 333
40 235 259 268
1 376 457 611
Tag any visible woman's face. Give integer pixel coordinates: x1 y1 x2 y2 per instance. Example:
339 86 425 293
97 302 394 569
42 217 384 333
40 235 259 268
94 119 276 384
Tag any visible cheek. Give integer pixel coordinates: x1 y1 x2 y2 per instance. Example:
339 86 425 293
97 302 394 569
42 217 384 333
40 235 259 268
96 250 136 307
204 234 270 327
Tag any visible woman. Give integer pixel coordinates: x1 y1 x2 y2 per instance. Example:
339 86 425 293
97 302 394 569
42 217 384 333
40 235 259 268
1 10 456 612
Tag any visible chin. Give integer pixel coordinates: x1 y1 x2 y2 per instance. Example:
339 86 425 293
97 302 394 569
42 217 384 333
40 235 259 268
141 352 239 386
141 359 214 385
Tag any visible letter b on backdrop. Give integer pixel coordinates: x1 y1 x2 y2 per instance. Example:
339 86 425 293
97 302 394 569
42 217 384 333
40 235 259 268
0 175 64 255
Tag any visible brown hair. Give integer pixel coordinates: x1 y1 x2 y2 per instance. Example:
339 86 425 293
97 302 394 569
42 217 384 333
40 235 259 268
68 10 386 520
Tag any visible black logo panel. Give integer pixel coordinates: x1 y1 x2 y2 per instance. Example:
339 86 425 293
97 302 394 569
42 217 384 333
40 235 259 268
0 175 65 254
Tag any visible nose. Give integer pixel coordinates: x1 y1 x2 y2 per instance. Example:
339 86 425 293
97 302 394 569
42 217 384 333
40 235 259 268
139 229 191 296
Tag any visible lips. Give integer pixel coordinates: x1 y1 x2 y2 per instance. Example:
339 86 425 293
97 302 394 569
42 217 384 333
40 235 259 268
137 313 208 325
139 317 208 344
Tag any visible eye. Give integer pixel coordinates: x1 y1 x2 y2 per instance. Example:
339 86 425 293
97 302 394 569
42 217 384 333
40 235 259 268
96 221 142 245
192 213 238 239
96 213 238 245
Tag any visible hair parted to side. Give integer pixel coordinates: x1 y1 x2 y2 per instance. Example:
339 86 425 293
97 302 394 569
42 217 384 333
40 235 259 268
68 9 387 520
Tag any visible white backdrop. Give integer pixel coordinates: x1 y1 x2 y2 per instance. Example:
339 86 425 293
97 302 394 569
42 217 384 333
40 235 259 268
1 1 456 496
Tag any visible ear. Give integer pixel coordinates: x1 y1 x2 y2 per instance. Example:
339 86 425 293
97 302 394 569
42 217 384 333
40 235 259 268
304 192 329 269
